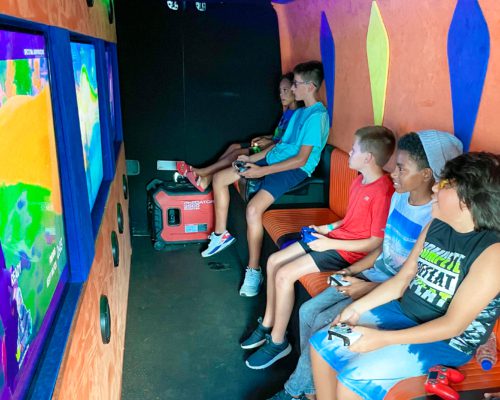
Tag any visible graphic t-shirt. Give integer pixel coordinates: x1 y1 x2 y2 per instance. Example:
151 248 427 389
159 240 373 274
272 108 296 143
328 174 394 264
266 102 329 176
400 219 500 354
362 192 433 282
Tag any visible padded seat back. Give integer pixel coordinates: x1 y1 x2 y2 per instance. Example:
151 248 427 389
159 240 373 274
328 149 358 217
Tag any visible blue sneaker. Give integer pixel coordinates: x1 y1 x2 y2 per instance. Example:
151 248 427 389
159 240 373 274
239 267 263 297
245 335 292 369
201 231 236 257
241 317 271 349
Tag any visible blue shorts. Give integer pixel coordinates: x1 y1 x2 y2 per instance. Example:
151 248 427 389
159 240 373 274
255 159 308 200
309 301 472 400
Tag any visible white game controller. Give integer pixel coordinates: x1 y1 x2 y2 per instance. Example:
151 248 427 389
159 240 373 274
327 323 362 346
329 273 352 287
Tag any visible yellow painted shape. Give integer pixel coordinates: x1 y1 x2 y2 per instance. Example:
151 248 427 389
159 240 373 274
366 1 390 125
0 86 62 213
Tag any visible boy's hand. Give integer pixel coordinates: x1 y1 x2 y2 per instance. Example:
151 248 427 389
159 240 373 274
310 224 330 235
253 137 273 148
336 278 377 300
335 304 360 326
307 233 333 252
240 163 264 179
237 155 250 162
348 326 389 353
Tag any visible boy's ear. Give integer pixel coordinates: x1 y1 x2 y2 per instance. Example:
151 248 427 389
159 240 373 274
422 167 434 182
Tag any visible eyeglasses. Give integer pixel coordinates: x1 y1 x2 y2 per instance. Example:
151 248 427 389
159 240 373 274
292 80 316 88
437 179 453 190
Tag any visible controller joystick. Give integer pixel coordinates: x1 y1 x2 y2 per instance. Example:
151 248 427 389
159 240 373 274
329 274 352 287
327 323 362 346
300 226 318 243
424 365 464 400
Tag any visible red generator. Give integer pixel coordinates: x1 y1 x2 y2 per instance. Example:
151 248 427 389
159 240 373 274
147 179 214 249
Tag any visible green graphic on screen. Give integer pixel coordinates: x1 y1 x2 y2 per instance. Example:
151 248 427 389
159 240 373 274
0 30 67 398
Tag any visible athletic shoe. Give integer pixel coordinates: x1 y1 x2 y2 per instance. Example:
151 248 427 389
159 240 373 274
267 390 307 400
201 231 236 257
239 267 263 297
245 335 292 369
240 317 271 349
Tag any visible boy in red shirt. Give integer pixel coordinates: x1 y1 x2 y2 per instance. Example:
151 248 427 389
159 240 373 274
241 126 396 369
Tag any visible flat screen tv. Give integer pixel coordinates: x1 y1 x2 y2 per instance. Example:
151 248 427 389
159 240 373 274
70 41 104 209
0 28 68 399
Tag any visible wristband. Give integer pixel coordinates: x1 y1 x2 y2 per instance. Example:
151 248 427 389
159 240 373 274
327 223 335 232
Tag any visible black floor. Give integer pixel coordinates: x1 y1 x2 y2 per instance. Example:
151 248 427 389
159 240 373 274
122 237 298 400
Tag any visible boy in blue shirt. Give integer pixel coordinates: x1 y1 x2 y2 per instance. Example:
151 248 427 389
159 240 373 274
201 61 329 298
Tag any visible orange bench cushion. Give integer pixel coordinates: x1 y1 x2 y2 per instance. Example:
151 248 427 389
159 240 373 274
263 208 339 245
386 321 500 399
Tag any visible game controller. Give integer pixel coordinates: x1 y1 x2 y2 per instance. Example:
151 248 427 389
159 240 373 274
233 160 248 173
329 273 352 287
300 226 318 243
327 323 362 346
424 365 464 400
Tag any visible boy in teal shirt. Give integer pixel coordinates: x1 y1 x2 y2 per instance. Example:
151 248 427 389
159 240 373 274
202 61 329 298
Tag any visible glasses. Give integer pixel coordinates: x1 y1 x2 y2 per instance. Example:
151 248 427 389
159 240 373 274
292 80 316 88
437 179 453 190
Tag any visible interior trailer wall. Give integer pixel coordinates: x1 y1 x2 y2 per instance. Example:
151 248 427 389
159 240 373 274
273 0 500 154
0 0 116 42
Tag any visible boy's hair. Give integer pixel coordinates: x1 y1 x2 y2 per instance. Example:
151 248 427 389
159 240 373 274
441 152 500 232
280 72 294 84
397 132 430 170
293 61 324 89
354 126 396 167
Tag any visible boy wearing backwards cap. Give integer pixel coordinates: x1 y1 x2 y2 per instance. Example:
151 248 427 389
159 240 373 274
268 130 463 400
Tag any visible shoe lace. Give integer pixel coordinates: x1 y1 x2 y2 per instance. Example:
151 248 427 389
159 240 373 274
243 268 261 286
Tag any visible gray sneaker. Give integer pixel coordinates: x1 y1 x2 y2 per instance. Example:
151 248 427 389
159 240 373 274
241 317 271 349
245 334 292 369
239 267 263 297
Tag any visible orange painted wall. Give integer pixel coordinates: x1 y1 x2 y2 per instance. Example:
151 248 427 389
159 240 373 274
0 0 116 42
273 0 500 154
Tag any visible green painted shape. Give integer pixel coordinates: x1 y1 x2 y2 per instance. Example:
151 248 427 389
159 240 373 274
366 1 389 125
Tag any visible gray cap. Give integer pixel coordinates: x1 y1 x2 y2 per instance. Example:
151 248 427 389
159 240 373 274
416 130 463 180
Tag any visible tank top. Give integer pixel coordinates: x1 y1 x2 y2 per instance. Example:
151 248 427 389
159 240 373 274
400 218 500 355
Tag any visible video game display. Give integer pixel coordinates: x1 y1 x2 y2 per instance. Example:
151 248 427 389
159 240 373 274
70 41 103 209
105 47 116 138
0 29 68 399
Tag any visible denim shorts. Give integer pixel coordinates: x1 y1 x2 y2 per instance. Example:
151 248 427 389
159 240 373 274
309 300 472 400
255 159 308 200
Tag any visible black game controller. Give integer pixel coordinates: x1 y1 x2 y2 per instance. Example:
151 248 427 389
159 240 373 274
233 160 248 173
327 323 362 346
300 226 318 243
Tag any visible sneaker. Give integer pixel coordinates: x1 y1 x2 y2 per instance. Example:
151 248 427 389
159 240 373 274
239 267 263 297
245 334 292 369
201 231 236 257
241 317 271 349
267 390 307 400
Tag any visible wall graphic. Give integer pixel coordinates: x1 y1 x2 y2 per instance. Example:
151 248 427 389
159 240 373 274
0 30 67 399
70 42 103 209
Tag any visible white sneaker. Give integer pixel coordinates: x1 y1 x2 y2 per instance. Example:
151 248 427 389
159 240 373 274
239 267 263 297
201 231 236 257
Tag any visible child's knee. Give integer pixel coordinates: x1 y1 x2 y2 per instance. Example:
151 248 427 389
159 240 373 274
275 267 293 289
228 143 241 152
246 204 263 223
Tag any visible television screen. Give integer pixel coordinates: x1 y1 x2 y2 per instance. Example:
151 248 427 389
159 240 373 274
0 29 68 399
105 47 116 139
70 42 104 209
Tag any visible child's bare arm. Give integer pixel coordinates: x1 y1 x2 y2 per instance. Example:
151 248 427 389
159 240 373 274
308 235 383 254
342 247 383 275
